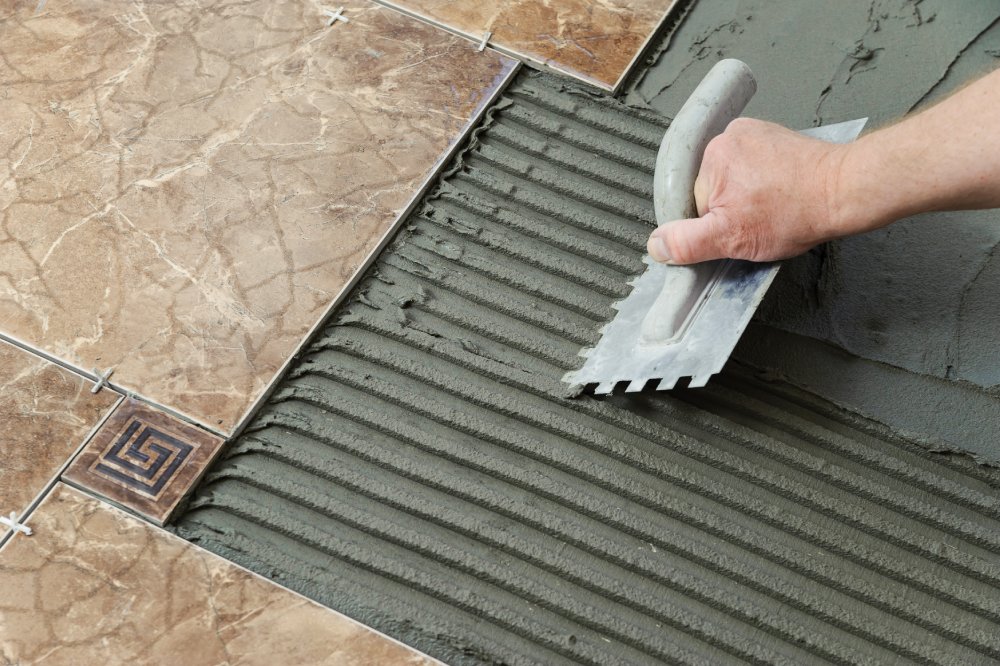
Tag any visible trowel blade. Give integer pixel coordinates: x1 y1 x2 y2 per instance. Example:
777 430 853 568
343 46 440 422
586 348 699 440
563 118 868 395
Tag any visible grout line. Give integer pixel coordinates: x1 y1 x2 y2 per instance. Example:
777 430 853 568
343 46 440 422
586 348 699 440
610 0 688 97
0 393 125 551
226 57 523 442
367 0 614 91
0 331 228 439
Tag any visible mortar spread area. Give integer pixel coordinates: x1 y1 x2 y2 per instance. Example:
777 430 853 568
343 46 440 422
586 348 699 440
175 71 1000 666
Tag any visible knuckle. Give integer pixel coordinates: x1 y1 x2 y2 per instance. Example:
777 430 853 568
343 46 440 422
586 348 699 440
726 117 755 133
703 134 729 163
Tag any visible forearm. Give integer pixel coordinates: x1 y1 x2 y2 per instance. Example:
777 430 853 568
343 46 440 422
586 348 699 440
835 68 1000 235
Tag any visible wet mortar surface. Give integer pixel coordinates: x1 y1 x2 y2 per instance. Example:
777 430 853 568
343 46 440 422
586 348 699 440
626 0 1000 446
175 71 1000 666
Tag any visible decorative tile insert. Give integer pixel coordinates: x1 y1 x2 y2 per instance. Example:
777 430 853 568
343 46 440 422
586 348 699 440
0 484 439 666
0 0 517 433
0 340 119 538
377 0 679 89
63 400 223 525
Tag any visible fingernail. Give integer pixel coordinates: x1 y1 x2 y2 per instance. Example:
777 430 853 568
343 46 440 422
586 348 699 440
648 235 672 263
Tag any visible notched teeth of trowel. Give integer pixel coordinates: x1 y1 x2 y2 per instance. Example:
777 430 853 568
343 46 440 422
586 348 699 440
594 381 617 394
656 377 678 391
688 374 713 388
624 378 647 393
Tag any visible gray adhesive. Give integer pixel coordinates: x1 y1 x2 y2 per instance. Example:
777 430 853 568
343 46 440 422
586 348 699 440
626 0 1000 441
176 70 1000 665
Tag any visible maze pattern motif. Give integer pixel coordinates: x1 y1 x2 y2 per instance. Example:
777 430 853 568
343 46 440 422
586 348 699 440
63 399 224 525
91 420 195 499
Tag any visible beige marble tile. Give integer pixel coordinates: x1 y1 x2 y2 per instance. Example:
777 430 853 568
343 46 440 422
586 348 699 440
0 340 119 538
0 484 438 665
379 0 678 89
0 0 517 432
63 399 225 526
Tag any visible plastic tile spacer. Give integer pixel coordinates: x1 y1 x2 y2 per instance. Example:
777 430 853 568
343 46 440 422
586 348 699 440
0 511 32 537
323 6 349 27
477 31 492 52
91 367 114 394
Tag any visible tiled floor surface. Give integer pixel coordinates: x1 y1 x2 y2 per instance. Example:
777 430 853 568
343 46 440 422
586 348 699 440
0 484 438 665
376 0 678 89
0 0 516 433
0 340 119 539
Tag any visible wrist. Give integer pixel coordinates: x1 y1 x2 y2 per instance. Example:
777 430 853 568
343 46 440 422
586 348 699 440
825 133 906 239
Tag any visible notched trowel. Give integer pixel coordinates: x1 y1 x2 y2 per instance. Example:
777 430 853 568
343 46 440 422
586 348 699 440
563 59 867 395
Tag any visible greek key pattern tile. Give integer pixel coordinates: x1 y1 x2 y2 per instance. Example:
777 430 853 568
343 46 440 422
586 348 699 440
63 400 223 525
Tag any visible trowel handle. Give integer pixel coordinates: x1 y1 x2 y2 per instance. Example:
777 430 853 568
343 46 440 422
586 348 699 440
653 59 757 226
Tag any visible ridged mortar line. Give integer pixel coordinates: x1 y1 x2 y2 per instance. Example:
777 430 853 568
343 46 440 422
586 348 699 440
510 77 668 146
713 372 1000 498
325 316 1000 586
208 459 799 666
344 290 576 371
374 260 599 346
415 214 628 298
395 239 611 321
232 419 1000 662
457 166 651 247
198 488 677 666
278 352 1000 628
430 186 642 272
306 330 996 584
485 122 654 199
467 148 656 226
670 387 1000 543
498 101 659 172
180 510 580 666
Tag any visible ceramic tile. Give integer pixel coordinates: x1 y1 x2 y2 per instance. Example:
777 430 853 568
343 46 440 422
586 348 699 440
0 340 118 538
63 399 224 525
0 1 517 433
378 0 678 89
0 484 437 666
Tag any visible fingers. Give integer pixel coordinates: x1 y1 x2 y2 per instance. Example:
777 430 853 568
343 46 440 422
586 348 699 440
647 212 728 265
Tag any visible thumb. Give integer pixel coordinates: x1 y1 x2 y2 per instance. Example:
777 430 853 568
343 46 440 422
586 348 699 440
647 211 727 265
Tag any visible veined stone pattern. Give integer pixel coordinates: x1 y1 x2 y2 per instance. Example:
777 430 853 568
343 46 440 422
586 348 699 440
0 0 516 432
377 0 678 89
0 484 440 666
0 339 118 538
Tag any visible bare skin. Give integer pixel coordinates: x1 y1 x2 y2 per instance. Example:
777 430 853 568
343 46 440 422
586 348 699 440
647 67 1000 265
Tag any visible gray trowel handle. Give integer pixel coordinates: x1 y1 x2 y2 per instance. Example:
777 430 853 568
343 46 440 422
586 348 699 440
653 59 757 225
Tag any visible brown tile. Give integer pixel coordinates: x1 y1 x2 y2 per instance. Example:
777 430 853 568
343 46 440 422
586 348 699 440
380 0 678 89
0 1 517 433
0 484 438 665
0 340 119 538
63 399 224 525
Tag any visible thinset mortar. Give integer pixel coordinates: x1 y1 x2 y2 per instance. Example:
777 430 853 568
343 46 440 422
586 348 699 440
627 0 1000 457
175 70 1000 666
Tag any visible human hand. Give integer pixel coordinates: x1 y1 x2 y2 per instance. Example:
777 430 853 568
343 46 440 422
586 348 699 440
646 118 855 265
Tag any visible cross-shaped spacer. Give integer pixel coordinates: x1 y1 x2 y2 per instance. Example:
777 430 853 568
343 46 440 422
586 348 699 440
91 367 114 394
323 7 349 27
